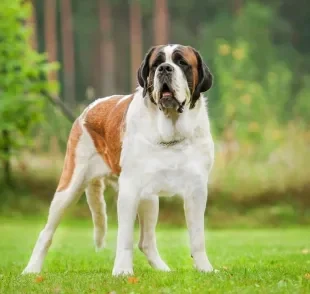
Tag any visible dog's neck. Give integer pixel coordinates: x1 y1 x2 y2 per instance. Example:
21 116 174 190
136 88 205 144
159 106 180 124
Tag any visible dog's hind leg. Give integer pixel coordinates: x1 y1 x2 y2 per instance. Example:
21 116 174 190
138 196 170 271
85 179 107 250
22 173 86 274
22 120 87 274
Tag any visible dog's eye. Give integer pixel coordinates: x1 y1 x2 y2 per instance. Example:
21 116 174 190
178 59 188 67
152 60 163 69
152 63 160 69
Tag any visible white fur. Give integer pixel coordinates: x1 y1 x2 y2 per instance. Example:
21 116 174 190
113 88 214 275
22 45 215 276
86 179 107 250
163 45 179 62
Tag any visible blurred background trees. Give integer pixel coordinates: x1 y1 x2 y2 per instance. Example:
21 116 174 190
0 0 58 186
26 0 310 124
0 0 309 225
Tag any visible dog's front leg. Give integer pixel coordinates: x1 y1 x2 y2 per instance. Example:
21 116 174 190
184 187 213 272
112 177 139 276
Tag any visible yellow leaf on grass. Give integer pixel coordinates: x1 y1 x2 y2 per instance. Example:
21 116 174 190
127 276 139 284
35 276 44 283
301 248 309 254
304 273 310 280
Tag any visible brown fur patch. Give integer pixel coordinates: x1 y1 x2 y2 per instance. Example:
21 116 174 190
176 46 199 92
84 95 133 174
57 119 82 192
149 45 165 66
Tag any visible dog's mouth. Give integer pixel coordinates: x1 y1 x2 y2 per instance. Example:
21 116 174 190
160 83 174 100
159 83 184 113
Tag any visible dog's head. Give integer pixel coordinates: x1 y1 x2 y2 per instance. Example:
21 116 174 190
137 44 213 111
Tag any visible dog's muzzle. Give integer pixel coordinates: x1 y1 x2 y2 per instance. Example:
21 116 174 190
159 83 184 113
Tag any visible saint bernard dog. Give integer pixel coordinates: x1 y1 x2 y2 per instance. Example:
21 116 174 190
23 44 215 276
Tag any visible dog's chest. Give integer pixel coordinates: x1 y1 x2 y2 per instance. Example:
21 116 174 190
117 93 214 197
121 135 214 198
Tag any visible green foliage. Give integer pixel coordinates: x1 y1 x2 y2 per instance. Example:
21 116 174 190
0 0 58 160
293 75 310 123
198 1 310 147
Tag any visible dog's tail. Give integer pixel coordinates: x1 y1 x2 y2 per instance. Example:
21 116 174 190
85 179 107 250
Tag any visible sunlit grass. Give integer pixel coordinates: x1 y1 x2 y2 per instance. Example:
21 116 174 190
0 218 309 293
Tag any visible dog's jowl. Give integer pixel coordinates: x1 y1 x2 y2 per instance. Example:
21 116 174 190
22 44 214 276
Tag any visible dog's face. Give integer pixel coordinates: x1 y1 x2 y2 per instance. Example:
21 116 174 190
138 44 213 111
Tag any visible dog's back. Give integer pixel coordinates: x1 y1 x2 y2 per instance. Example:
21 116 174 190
58 94 133 193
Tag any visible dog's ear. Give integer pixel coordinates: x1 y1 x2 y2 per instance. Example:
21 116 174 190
137 47 156 97
190 48 213 109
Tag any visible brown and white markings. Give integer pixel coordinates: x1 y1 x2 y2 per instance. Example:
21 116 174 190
22 44 215 276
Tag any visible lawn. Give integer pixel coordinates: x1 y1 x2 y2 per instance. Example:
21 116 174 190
0 218 309 293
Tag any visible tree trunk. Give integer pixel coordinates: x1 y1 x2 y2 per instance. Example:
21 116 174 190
154 0 169 45
99 0 115 96
90 35 101 100
61 0 76 107
27 0 38 50
44 0 58 81
2 130 12 186
26 1 75 122
129 0 142 90
233 0 243 16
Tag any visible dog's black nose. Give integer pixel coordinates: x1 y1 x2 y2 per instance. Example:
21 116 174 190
158 63 174 73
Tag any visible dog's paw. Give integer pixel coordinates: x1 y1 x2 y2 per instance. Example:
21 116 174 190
195 263 214 273
21 266 41 275
112 267 134 277
149 259 171 272
156 263 171 272
192 252 214 273
194 258 214 273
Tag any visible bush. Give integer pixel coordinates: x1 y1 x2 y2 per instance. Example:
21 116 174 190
0 0 58 183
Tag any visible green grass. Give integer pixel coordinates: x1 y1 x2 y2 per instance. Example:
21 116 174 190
0 218 309 293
